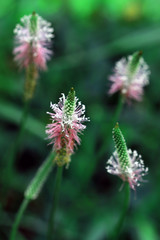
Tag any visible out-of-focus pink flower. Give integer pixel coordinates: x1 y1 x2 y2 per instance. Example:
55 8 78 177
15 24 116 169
46 89 89 166
106 149 148 190
109 53 150 101
13 13 54 70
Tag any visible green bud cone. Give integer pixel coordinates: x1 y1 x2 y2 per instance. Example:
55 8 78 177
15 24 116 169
128 51 142 75
30 12 38 35
64 87 76 118
112 123 130 171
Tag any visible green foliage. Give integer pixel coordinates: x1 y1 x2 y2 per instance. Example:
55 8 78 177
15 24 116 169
1 1 160 240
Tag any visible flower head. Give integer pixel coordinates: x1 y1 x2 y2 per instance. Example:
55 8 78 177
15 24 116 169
13 12 54 70
109 51 150 101
46 88 89 167
106 123 148 190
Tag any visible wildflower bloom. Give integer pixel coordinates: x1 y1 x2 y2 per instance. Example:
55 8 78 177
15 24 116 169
13 12 54 70
46 88 89 167
106 123 148 190
109 51 150 101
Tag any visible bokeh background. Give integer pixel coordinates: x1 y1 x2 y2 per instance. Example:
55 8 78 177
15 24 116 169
1 0 160 239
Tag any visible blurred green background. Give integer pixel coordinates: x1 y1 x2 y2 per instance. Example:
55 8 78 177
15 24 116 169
1 0 160 239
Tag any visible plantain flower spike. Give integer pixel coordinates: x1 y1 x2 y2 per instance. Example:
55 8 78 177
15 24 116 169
46 88 89 168
13 12 54 100
108 51 150 102
106 123 148 190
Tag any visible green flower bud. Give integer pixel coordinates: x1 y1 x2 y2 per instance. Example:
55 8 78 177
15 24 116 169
64 87 76 119
112 123 130 171
29 12 38 35
128 51 142 75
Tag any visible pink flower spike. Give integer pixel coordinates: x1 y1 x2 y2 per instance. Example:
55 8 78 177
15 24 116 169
106 149 148 190
108 52 150 101
46 88 89 167
13 13 54 70
106 124 148 190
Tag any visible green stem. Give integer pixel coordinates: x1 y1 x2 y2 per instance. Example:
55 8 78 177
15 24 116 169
110 182 130 240
111 95 124 128
10 198 30 240
98 94 124 159
47 166 63 240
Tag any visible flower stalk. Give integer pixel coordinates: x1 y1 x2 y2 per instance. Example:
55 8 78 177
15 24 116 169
97 95 124 159
10 198 29 240
46 88 89 238
47 166 63 240
110 182 130 240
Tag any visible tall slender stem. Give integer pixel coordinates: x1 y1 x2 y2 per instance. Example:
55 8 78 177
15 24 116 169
98 95 124 159
47 166 63 240
111 95 124 128
10 198 30 240
110 182 130 240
